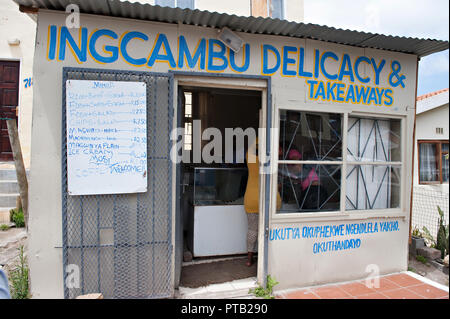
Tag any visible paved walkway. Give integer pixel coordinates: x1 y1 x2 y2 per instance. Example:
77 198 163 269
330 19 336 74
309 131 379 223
276 272 449 299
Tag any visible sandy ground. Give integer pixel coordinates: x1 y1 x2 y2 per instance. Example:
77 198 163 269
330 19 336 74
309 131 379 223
0 227 27 276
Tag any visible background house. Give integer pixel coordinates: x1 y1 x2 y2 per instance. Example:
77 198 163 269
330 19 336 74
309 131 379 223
411 88 449 240
0 0 35 222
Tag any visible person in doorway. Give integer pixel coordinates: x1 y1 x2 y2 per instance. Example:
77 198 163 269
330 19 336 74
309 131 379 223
0 268 11 299
243 138 281 266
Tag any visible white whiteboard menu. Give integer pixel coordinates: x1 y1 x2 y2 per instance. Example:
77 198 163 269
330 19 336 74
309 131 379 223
66 80 147 195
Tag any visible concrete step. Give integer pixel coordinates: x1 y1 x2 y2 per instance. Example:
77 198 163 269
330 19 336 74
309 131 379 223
0 194 20 208
0 180 19 193
0 169 17 180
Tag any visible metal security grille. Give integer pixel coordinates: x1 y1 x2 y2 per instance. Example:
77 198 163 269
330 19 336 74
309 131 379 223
62 68 173 299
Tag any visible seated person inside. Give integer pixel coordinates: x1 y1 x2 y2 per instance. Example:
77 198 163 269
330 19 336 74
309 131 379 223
278 145 328 211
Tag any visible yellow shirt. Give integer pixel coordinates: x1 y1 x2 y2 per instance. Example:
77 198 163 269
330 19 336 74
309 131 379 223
244 152 282 213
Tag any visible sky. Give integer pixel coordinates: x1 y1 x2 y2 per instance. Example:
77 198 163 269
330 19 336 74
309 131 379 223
303 0 449 96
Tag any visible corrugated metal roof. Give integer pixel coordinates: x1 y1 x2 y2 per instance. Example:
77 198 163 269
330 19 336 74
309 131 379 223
13 0 449 58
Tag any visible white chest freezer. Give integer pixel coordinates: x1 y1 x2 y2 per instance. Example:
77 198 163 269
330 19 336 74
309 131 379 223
192 205 248 257
187 167 250 257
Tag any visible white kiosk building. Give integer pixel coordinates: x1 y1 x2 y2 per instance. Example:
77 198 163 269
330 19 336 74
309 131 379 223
13 0 449 298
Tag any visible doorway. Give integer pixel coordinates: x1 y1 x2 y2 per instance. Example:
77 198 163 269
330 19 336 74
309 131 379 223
175 83 264 289
0 60 20 161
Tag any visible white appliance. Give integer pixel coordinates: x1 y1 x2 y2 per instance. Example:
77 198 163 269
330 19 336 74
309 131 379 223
188 167 249 257
192 205 248 257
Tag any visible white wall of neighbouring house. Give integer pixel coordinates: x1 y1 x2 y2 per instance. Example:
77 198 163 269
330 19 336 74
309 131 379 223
411 95 449 240
134 0 304 21
195 0 251 16
0 0 36 168
284 0 304 22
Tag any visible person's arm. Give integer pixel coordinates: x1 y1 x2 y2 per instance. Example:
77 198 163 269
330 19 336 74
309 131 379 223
301 168 319 191
0 269 11 299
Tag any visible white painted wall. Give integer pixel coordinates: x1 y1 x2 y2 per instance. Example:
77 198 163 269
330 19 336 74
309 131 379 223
415 104 449 141
134 0 304 21
0 0 36 167
285 0 304 22
28 10 416 297
196 0 251 16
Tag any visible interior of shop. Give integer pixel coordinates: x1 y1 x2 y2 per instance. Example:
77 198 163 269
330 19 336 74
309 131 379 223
178 86 261 288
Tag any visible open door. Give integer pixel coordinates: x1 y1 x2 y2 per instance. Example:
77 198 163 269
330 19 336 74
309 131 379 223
173 77 271 292
257 89 272 287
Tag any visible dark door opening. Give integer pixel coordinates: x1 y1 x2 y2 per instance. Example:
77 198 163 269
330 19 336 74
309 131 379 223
176 86 262 289
0 60 20 161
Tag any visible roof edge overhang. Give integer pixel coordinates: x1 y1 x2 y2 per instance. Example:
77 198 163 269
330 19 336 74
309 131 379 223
12 0 449 58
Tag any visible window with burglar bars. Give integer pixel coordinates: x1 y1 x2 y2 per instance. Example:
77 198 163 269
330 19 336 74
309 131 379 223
62 68 173 299
418 140 449 184
346 117 401 210
277 110 402 214
278 110 342 213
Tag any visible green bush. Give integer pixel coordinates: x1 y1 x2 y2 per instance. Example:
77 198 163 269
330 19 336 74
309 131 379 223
9 208 25 228
0 224 9 231
415 255 427 264
436 206 449 259
8 246 30 299
249 275 279 299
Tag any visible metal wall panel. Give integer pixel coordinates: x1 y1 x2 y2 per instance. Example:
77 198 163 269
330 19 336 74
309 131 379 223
62 67 173 299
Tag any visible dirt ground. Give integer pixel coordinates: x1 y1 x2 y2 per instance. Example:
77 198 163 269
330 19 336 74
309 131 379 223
0 227 27 276
408 254 449 287
180 257 257 288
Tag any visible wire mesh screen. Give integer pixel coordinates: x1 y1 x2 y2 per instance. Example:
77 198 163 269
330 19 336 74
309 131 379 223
411 187 449 241
62 68 173 299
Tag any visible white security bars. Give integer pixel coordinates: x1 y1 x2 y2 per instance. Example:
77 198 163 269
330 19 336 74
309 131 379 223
276 110 403 214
